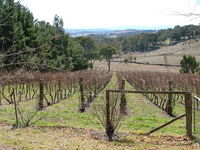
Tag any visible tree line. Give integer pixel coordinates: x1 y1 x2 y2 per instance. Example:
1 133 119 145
90 24 200 52
0 0 107 71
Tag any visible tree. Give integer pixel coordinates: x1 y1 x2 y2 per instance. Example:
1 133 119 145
0 0 35 70
53 14 64 33
99 45 116 71
68 39 89 71
0 0 91 72
75 36 97 69
180 55 199 73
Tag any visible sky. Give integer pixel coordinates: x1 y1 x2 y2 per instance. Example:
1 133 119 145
20 0 200 29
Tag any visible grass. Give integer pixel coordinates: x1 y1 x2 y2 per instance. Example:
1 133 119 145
118 79 186 135
0 72 197 149
0 123 195 150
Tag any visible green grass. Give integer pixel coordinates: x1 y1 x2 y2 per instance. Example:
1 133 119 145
118 80 186 135
0 72 195 149
0 72 186 135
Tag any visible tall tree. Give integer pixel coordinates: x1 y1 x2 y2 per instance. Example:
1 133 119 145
0 0 35 70
99 45 116 71
75 36 97 68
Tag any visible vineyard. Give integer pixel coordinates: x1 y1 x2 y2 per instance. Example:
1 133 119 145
0 70 199 149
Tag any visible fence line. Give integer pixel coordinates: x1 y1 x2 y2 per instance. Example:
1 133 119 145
106 89 193 138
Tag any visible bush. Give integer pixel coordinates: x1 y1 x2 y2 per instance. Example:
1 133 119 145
92 93 124 141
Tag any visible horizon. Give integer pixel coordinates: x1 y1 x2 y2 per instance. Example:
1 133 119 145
66 25 175 30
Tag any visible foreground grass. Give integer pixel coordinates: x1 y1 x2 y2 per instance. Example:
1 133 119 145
0 72 197 149
0 125 196 150
120 80 186 135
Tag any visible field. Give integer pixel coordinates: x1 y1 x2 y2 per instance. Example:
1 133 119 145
122 38 200 66
0 70 199 149
94 61 180 72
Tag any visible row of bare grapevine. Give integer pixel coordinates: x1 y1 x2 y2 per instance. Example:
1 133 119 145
0 71 79 106
78 71 112 111
0 70 112 109
123 71 200 94
122 71 200 115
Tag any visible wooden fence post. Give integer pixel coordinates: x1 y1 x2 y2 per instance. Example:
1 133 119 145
120 80 127 115
79 78 85 112
0 90 1 105
38 80 44 110
106 90 112 141
185 92 192 138
166 81 173 116
12 88 19 128
108 59 111 71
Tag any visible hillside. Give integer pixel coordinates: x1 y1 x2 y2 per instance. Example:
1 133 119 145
94 38 200 73
66 28 156 37
122 38 200 66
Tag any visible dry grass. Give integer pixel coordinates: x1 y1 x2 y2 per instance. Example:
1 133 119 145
94 61 179 73
118 38 200 66
0 124 197 150
94 39 200 73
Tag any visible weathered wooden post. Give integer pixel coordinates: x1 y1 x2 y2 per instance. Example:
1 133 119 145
94 79 97 96
120 80 127 115
28 84 31 100
19 92 22 102
58 82 63 100
108 59 111 71
106 90 112 141
38 80 44 110
185 92 192 138
79 78 85 112
0 90 1 105
13 92 19 128
10 87 18 128
166 81 173 116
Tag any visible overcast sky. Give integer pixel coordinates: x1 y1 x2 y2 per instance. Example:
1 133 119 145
20 0 200 29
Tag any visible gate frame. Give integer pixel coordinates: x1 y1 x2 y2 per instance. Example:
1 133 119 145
106 90 192 138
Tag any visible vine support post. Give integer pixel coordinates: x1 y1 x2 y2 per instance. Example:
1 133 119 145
108 59 111 71
58 82 62 101
0 90 1 105
38 80 44 110
185 92 192 138
79 78 85 112
166 80 173 116
106 90 112 141
120 80 127 115
13 88 19 128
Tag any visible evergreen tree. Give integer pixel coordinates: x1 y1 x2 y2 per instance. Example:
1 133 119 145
180 55 199 74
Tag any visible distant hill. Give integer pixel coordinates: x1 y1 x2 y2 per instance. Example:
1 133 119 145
121 38 200 66
66 28 156 37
